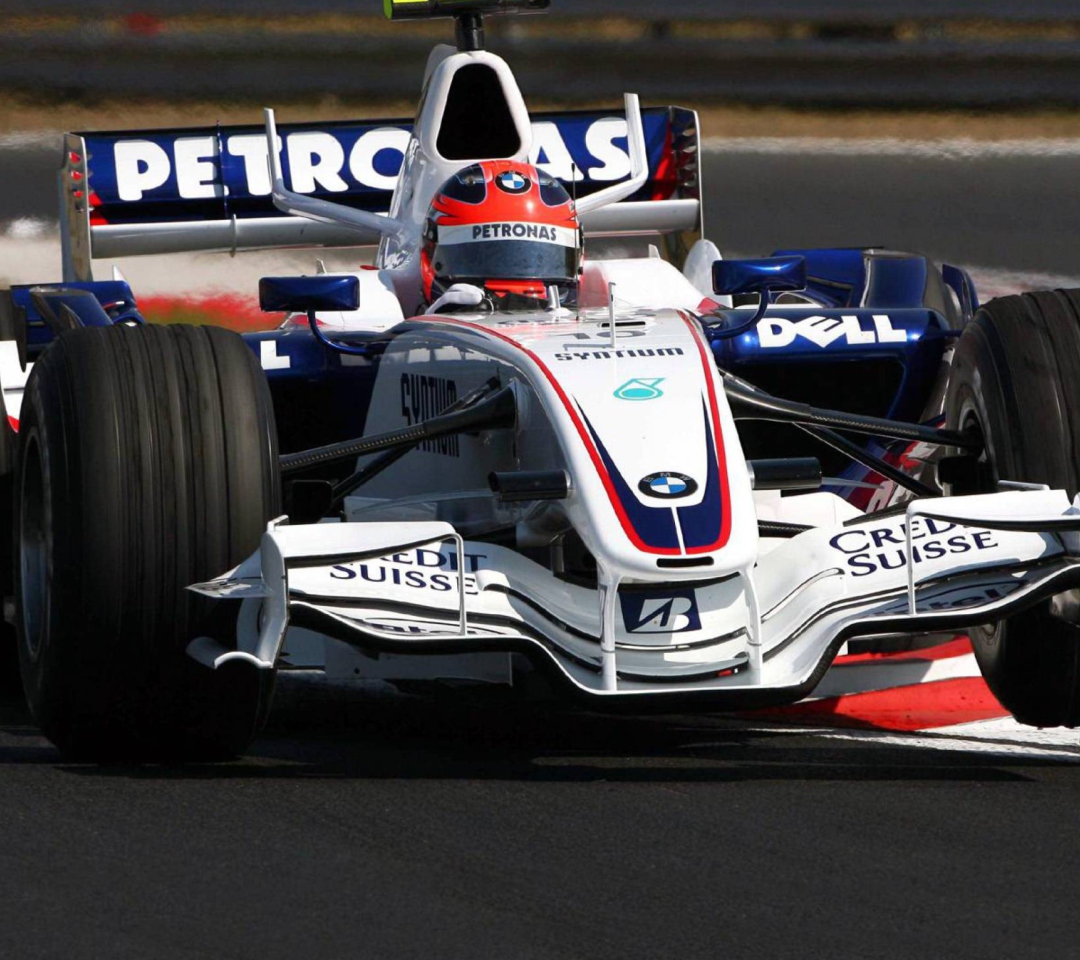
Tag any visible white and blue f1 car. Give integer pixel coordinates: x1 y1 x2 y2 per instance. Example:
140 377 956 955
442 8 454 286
5 0 1080 758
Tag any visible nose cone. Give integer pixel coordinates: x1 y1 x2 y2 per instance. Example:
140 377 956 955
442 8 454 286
507 308 759 580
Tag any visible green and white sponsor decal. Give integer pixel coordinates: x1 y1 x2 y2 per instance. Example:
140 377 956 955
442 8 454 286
613 378 665 401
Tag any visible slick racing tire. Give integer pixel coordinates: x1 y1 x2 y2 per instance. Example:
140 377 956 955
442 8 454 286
945 288 1080 727
15 323 281 759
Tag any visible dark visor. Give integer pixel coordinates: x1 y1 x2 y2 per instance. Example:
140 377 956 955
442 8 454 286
432 239 579 283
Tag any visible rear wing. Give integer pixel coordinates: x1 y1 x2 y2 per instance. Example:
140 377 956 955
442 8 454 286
61 107 700 281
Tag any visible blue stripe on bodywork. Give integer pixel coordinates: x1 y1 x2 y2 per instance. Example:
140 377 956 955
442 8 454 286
579 408 680 551
676 400 723 550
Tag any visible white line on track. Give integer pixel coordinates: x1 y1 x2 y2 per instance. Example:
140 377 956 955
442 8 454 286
938 717 1080 751
744 718 1080 760
963 265 1080 300
0 132 60 151
816 727 1080 762
748 723 1080 760
2 217 54 240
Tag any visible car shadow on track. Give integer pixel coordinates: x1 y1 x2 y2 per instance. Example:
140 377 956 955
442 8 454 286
0 676 1070 783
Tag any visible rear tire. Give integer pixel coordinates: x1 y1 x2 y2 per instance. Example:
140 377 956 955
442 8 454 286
945 288 1080 726
16 323 281 759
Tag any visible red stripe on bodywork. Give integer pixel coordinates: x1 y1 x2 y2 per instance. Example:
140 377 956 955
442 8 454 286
650 123 677 202
421 316 731 555
424 316 673 553
677 312 731 552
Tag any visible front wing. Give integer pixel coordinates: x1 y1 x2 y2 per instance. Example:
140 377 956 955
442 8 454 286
187 490 1080 706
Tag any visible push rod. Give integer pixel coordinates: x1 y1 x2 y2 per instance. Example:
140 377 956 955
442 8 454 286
718 369 945 498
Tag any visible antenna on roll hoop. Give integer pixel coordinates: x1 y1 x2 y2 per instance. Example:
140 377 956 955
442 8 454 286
455 10 485 51
383 0 551 52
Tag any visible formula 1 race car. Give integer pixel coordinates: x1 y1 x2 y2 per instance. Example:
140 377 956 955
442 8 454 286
4 0 1080 759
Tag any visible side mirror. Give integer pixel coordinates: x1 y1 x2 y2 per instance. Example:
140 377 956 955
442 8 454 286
712 256 806 297
259 275 360 313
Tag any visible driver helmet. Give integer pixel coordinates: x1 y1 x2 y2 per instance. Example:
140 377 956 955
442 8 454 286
420 160 581 309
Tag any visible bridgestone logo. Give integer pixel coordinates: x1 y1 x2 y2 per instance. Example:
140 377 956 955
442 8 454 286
439 222 578 247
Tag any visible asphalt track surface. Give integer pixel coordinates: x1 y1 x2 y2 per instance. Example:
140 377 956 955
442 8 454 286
3 141 1080 958
3 679 1080 960
704 146 1080 277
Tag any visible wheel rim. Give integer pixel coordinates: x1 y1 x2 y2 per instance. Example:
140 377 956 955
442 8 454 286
19 434 48 662
950 397 995 495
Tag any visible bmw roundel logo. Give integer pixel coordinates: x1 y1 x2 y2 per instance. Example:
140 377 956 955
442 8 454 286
639 472 698 499
496 170 530 194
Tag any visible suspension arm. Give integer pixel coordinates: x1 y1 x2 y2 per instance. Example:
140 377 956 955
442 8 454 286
723 378 981 451
280 382 516 476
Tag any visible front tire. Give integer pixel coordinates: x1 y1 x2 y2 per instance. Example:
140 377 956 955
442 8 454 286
16 323 281 759
945 288 1080 726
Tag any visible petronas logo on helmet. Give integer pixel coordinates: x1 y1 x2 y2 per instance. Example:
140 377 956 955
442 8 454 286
471 223 558 242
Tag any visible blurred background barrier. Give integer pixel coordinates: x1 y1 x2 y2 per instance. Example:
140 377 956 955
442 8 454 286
19 1 1080 19
3 1 1080 106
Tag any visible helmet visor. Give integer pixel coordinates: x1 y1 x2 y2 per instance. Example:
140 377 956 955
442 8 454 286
433 221 580 284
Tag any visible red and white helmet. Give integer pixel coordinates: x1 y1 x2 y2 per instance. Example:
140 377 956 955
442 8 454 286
420 160 581 308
